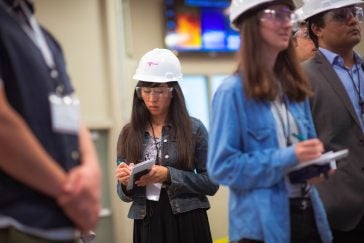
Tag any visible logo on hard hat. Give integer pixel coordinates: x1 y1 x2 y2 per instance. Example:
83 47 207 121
147 61 159 67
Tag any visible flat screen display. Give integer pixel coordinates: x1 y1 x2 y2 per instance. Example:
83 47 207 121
164 0 240 53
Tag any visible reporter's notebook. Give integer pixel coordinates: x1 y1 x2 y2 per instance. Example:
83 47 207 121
126 159 155 190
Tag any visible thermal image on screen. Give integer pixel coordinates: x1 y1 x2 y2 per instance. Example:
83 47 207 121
176 12 201 49
164 0 240 53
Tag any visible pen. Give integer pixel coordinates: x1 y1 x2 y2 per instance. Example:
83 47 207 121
117 160 122 165
292 133 306 141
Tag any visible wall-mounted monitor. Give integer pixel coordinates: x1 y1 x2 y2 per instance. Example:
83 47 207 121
164 0 240 53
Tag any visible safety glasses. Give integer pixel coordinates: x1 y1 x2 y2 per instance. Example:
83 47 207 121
135 86 173 99
259 7 299 30
329 6 364 23
293 26 310 39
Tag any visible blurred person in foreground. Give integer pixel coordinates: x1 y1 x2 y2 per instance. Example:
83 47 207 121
0 0 101 242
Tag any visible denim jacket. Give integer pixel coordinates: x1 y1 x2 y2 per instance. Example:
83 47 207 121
208 75 332 243
117 117 219 219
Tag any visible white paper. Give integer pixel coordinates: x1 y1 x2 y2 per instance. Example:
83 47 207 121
126 159 155 191
288 149 348 172
146 183 162 201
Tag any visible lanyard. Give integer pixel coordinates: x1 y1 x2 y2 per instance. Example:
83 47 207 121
272 97 292 146
343 63 364 120
18 1 55 70
149 122 161 164
1 0 65 95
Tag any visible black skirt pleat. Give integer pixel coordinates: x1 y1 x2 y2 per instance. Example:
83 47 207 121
133 189 212 243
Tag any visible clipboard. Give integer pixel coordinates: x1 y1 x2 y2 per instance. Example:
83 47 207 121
287 149 349 184
126 159 155 191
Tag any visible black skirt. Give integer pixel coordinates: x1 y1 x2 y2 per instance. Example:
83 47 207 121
133 189 213 243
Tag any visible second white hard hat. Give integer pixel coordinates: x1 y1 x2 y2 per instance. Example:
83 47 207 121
295 7 306 22
230 0 295 30
302 0 363 20
133 48 183 83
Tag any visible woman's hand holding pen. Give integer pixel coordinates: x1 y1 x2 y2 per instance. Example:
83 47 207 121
116 162 134 186
294 137 335 185
295 138 324 163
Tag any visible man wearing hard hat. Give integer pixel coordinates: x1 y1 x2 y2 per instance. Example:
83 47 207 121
301 0 364 242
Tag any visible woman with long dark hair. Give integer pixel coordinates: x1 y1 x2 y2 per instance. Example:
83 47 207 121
116 48 218 243
208 0 332 242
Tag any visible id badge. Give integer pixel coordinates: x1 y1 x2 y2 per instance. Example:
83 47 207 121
49 93 80 135
146 183 162 201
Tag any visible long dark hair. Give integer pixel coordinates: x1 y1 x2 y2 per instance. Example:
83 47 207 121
117 81 195 169
235 4 312 102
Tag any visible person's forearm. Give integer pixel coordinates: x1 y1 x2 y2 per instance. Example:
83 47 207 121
0 97 66 198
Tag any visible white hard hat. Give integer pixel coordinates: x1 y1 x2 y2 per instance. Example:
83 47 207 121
133 48 183 83
230 0 295 30
295 7 306 22
302 0 363 20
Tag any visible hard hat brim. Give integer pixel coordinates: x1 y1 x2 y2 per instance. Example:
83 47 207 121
230 0 295 30
304 0 363 20
132 74 182 83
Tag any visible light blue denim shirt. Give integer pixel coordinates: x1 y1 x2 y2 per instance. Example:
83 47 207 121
207 75 332 243
319 47 364 132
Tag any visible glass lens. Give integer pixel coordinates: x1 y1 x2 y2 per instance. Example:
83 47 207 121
260 8 298 29
293 25 309 39
331 6 364 23
135 87 173 99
